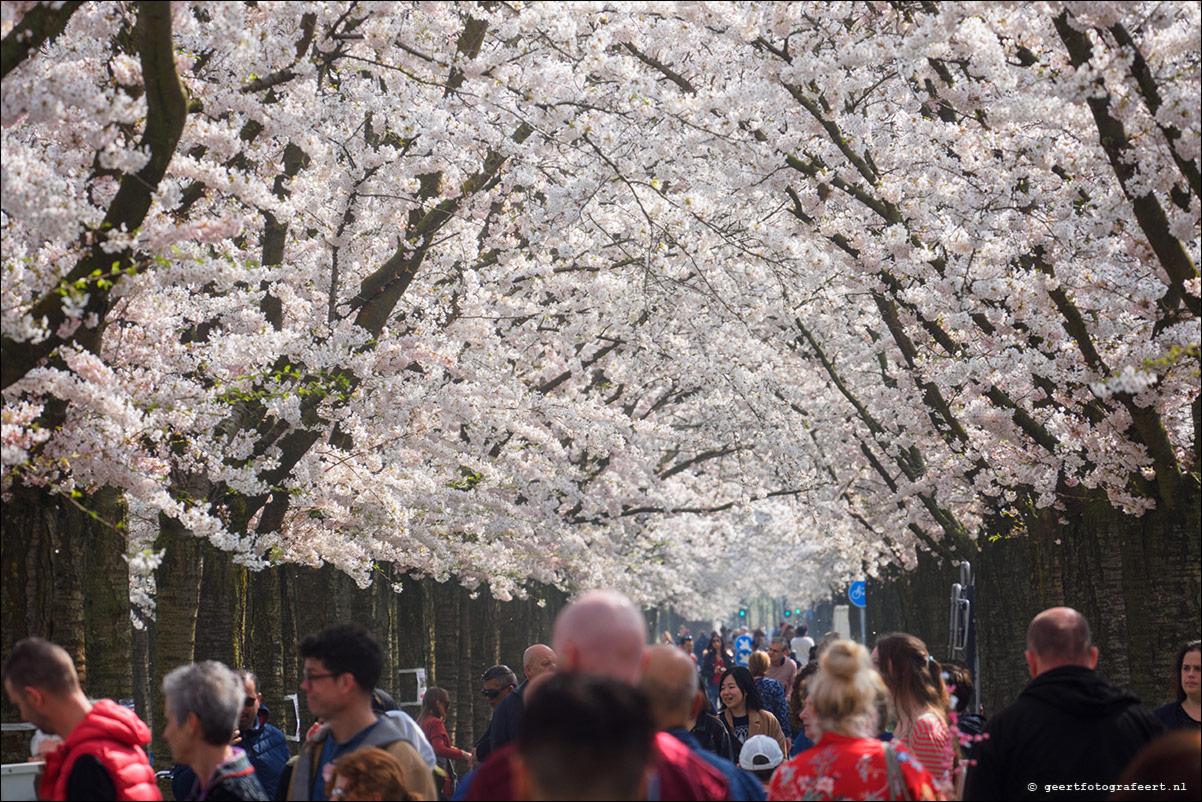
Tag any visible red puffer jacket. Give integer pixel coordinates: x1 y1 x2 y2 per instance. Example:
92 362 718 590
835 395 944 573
41 699 162 801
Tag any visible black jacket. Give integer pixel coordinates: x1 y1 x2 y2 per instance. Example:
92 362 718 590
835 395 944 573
700 648 734 686
690 712 736 763
489 679 528 752
963 665 1164 801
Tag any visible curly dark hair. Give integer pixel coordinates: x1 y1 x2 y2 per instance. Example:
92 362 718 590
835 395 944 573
299 623 382 692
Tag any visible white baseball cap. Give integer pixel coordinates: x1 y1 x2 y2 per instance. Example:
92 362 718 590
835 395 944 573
739 734 785 771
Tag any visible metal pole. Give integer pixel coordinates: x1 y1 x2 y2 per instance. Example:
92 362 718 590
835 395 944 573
859 605 866 644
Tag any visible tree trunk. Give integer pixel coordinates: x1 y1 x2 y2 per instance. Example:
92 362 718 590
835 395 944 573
248 567 289 737
279 565 302 737
432 581 460 740
82 486 133 704
472 591 498 742
1 482 85 762
869 488 1201 717
194 541 247 667
455 586 474 750
151 512 204 768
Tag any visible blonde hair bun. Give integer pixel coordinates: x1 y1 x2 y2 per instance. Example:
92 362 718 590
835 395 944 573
821 640 868 680
808 640 885 739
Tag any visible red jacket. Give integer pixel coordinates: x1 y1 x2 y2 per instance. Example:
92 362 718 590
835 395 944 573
41 699 161 801
462 732 728 800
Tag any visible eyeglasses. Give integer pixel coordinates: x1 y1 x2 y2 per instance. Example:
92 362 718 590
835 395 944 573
481 685 513 699
302 671 340 684
243 696 257 707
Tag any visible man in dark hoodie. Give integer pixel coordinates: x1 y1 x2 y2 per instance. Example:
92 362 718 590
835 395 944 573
964 607 1164 801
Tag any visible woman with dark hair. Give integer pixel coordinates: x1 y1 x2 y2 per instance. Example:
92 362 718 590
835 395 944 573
945 663 986 762
1153 640 1201 731
873 632 956 795
416 687 470 797
700 632 735 711
719 665 787 756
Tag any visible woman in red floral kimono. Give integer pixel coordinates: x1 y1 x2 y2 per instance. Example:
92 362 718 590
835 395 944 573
768 640 944 801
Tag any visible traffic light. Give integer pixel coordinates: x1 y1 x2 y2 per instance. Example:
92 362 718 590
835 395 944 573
794 608 802 616
738 606 747 619
783 609 791 617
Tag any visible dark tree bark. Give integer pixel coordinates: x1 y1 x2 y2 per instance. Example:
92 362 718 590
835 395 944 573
83 486 133 704
432 581 461 740
194 542 246 667
151 512 204 768
455 587 474 748
870 488 1201 716
248 567 288 734
1 482 89 762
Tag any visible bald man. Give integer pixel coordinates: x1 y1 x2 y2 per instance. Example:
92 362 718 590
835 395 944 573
641 645 766 801
490 644 557 752
459 590 728 801
964 607 1163 801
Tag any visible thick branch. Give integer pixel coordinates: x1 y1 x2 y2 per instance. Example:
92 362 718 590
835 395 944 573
1107 22 1201 201
2 1 188 390
1054 11 1200 320
1 0 84 79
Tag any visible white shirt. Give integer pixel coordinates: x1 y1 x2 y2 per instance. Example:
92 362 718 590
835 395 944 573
791 636 815 659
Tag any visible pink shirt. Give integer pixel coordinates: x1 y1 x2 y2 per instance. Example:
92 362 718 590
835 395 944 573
765 657 797 689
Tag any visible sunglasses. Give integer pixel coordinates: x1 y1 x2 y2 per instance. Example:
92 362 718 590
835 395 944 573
481 685 513 699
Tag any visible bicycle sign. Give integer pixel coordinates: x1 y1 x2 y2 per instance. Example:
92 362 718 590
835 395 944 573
849 581 866 608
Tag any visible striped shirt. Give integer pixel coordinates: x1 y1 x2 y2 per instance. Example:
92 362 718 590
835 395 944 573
899 711 954 789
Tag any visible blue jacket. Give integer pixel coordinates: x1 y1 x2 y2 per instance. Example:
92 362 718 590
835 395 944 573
668 728 765 802
239 706 291 798
172 705 291 800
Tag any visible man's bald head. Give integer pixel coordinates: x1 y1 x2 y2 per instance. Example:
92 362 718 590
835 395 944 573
639 645 701 731
1025 607 1098 676
523 644 557 681
552 590 648 683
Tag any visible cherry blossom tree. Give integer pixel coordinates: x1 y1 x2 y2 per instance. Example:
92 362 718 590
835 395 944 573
2 2 1198 711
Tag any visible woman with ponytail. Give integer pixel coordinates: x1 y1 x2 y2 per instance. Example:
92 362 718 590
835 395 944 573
874 633 957 796
768 640 941 800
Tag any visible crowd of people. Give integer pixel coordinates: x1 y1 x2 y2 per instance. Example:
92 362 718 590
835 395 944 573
3 599 1198 801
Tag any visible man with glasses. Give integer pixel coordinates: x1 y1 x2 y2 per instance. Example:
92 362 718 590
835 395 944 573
285 623 436 801
764 637 798 691
472 664 517 762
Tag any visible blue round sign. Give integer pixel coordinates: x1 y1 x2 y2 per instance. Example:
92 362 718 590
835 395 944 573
734 634 753 666
849 581 867 608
